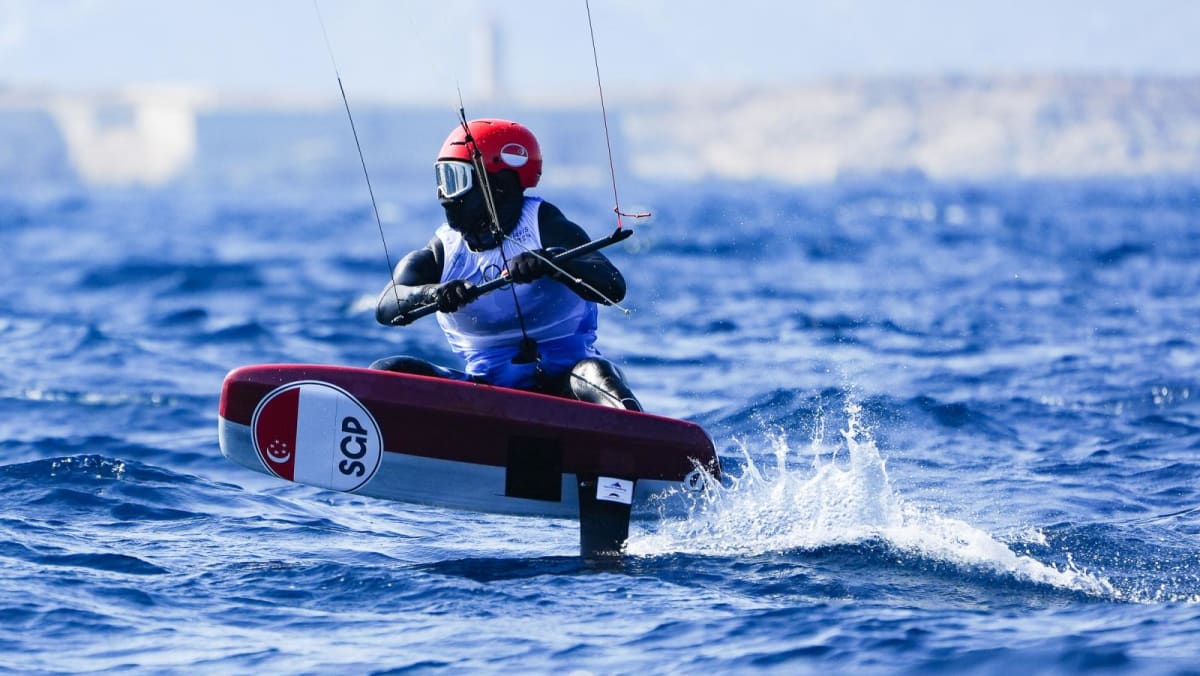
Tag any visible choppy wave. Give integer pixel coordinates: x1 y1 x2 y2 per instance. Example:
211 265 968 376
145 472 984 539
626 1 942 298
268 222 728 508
4 178 1200 671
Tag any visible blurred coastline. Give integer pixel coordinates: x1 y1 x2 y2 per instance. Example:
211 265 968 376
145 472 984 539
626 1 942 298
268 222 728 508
2 75 1199 190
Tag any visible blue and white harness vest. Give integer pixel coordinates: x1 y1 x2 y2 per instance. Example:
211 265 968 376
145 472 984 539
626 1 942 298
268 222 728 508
435 196 600 388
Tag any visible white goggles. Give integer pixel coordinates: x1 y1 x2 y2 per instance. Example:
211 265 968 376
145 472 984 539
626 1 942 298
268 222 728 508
435 161 474 199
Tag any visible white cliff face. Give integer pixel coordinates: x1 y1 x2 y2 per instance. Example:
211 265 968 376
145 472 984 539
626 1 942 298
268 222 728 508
620 76 1200 183
46 87 205 186
3 76 1199 187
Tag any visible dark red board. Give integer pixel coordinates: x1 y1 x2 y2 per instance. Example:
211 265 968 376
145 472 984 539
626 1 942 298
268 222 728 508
220 364 720 482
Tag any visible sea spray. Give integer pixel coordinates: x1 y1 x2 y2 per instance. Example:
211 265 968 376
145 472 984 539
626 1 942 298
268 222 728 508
628 398 1117 598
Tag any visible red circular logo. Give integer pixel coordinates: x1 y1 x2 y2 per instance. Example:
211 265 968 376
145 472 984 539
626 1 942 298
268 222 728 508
251 381 382 492
500 143 529 168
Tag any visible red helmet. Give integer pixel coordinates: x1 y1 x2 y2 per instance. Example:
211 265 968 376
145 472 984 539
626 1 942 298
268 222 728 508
437 118 542 189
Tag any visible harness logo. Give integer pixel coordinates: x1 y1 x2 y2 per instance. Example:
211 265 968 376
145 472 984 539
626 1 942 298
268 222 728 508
251 380 382 492
500 143 529 168
482 262 505 284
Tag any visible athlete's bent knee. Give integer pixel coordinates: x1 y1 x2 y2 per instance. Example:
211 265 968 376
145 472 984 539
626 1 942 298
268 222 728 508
569 358 642 411
370 355 441 377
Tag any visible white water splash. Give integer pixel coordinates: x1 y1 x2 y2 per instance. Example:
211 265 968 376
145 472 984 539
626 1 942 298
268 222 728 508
49 455 127 480
628 400 1118 598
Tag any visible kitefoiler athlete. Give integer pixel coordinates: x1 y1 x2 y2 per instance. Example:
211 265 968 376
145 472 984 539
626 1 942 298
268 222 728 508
372 118 641 411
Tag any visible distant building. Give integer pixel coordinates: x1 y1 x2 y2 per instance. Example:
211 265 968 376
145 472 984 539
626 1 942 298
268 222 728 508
473 15 503 102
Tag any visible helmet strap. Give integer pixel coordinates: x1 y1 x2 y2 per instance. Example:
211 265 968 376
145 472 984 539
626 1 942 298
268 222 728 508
457 106 505 244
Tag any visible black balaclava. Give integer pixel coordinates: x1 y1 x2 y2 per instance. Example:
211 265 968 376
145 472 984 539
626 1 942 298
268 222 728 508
441 169 525 251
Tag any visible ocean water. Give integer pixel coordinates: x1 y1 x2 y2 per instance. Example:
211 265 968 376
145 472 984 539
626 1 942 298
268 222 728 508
2 174 1200 674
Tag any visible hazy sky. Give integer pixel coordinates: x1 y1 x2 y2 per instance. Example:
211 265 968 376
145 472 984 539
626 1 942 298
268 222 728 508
4 0 1200 103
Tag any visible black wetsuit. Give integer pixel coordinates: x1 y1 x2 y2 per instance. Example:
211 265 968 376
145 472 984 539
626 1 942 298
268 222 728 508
372 189 641 411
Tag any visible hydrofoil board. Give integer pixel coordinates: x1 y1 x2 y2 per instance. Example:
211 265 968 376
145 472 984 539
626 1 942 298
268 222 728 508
218 364 720 555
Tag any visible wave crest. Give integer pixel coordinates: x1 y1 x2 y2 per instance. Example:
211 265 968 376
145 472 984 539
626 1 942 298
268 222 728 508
630 399 1118 599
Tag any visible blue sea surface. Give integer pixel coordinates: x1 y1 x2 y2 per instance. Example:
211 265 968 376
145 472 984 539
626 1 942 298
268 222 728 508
2 174 1200 673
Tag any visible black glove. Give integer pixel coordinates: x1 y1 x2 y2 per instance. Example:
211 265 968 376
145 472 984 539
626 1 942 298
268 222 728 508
432 279 476 313
507 250 551 284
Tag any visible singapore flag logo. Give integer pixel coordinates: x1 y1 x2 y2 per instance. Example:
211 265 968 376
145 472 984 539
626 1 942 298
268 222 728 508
500 143 528 168
251 380 381 493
